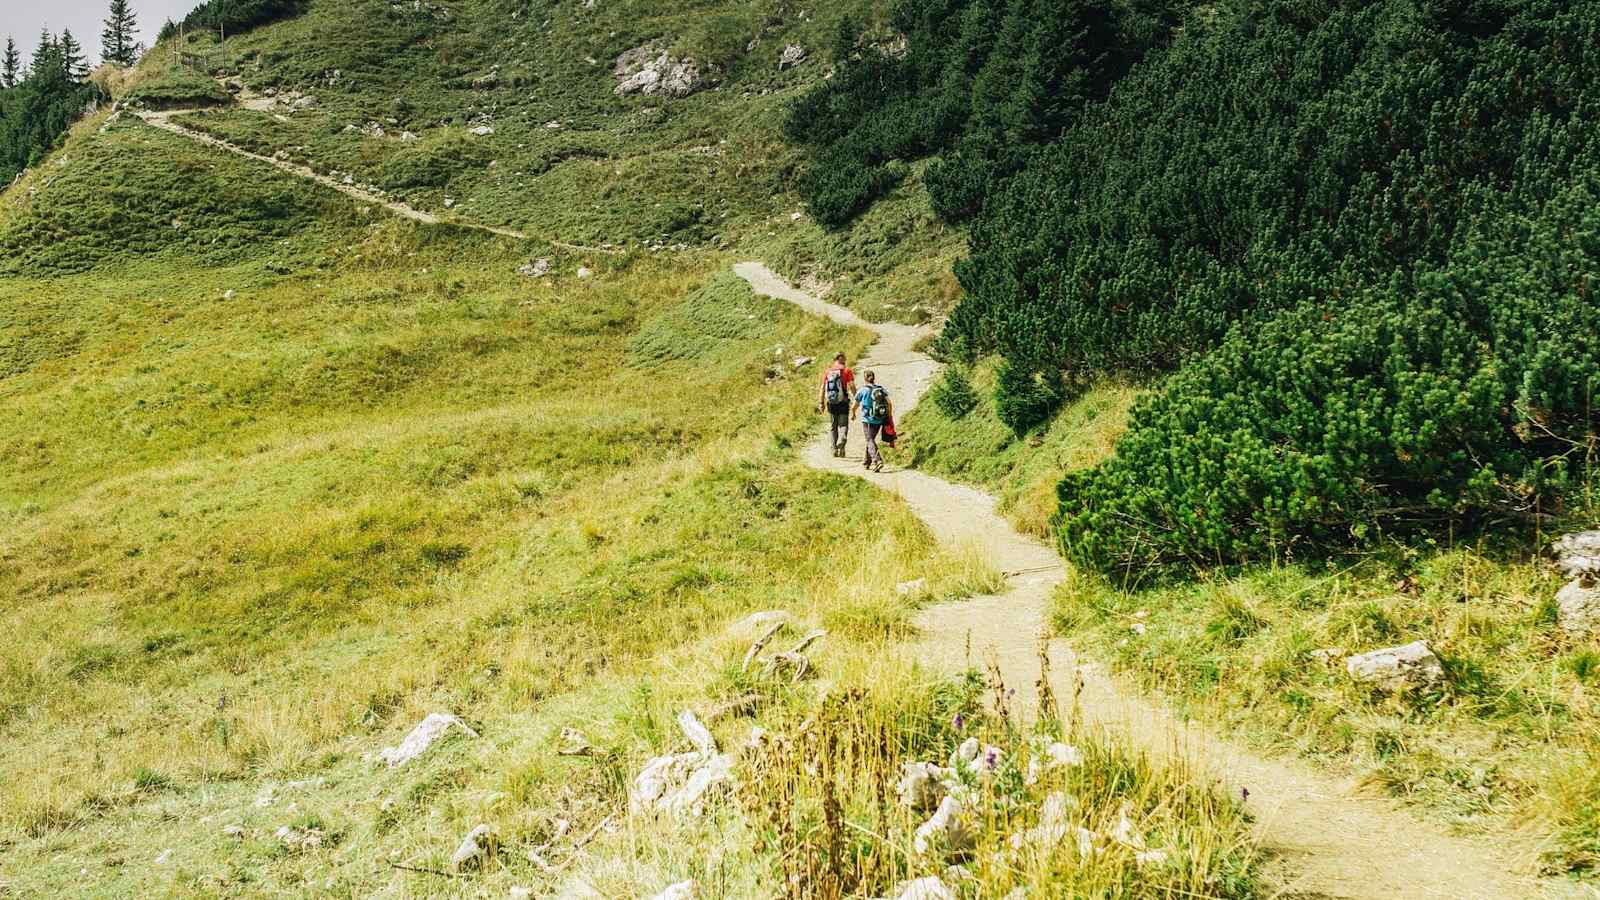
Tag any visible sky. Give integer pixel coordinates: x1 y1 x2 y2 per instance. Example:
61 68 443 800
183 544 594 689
1 0 197 67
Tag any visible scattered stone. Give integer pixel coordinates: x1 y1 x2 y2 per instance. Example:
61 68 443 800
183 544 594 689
154 848 173 865
792 356 814 369
275 825 324 850
779 44 808 70
652 882 697 900
222 825 245 839
222 289 236 301
377 712 479 767
896 578 927 597
913 794 974 856
1009 791 1078 849
1309 647 1345 666
790 211 804 221
1023 739 1083 785
1554 531 1600 579
470 125 495 136
518 258 551 278
400 131 419 141
577 266 592 278
1136 848 1171 867
894 876 956 900
630 711 734 817
510 887 534 900
558 727 598 757
896 760 956 811
451 824 495 869
1345 640 1446 692
1130 622 1147 636
545 120 563 129
677 710 716 755
1557 580 1600 636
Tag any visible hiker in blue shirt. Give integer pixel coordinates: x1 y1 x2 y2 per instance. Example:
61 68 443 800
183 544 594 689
853 370 893 473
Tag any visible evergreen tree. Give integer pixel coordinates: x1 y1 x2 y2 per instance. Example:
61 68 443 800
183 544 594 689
2 38 19 89
29 30 58 82
57 30 89 83
102 0 141 67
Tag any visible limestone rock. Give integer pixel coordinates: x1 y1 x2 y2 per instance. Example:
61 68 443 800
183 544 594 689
895 578 926 597
1557 579 1600 635
676 710 716 755
1008 790 1078 849
894 876 956 900
913 794 974 856
1023 739 1083 785
1554 531 1600 579
779 44 808 70
275 825 324 850
517 258 551 278
451 824 495 870
470 125 495 136
651 882 697 900
377 712 479 767
1345 640 1446 692
896 760 955 811
614 42 712 98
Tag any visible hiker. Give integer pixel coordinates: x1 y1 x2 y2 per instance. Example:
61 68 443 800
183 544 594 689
820 352 856 458
855 369 893 472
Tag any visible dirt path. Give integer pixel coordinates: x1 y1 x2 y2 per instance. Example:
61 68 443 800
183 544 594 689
734 261 1574 900
133 108 530 239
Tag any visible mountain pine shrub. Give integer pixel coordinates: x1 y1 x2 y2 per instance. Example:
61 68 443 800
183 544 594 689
929 365 979 420
1056 184 1600 571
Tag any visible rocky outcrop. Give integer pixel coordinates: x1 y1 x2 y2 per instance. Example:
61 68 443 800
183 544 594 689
377 712 479 767
614 42 713 98
1346 640 1447 692
1557 580 1600 636
630 711 733 817
779 44 808 70
1554 531 1600 579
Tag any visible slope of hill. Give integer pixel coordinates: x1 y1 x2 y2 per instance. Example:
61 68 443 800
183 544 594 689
0 2 1265 897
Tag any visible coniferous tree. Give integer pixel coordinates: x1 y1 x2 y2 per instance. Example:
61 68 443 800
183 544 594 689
102 0 141 66
29 30 58 82
57 30 89 82
2 38 19 89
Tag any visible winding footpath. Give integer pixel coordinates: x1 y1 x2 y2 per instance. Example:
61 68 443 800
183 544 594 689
733 261 1578 900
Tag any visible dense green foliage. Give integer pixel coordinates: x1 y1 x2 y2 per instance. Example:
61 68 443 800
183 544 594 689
102 0 142 67
122 66 233 109
178 0 309 36
784 0 1160 228
1058 181 1600 569
0 33 105 185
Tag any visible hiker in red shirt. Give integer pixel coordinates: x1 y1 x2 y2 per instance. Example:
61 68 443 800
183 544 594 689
819 352 856 458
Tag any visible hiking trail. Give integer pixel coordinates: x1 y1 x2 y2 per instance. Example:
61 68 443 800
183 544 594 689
733 261 1579 900
129 105 619 255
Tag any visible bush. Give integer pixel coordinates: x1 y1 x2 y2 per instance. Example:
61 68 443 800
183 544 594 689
1055 186 1600 572
179 0 308 35
928 365 979 419
993 359 1063 437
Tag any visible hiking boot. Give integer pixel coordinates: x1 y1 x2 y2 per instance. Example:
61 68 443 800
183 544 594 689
872 460 884 473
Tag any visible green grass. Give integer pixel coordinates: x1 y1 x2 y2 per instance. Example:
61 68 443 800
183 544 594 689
901 359 1142 537
123 66 235 110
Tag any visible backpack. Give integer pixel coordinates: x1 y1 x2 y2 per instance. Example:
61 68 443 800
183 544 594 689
868 385 889 421
825 369 846 406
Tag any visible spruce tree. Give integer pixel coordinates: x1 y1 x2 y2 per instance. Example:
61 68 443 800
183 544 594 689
57 30 89 83
102 0 140 67
29 30 59 82
2 38 19 89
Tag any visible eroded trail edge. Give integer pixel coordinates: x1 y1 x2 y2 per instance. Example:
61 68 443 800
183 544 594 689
734 261 1557 900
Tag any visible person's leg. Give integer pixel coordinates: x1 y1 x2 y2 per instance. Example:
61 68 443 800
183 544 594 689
832 408 849 455
864 422 881 468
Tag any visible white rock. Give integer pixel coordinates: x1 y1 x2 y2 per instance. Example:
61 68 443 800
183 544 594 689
1309 648 1345 665
792 356 814 369
1130 622 1147 636
790 211 803 221
779 44 808 70
914 795 973 856
443 197 456 208
1008 790 1078 849
451 824 494 869
1554 531 1600 579
275 825 323 850
576 266 592 278
630 751 733 817
1345 640 1446 692
651 881 697 900
895 578 926 597
895 876 956 900
222 289 236 300
730 610 789 638
517 258 551 278
470 125 495 136
377 712 479 767
896 760 955 811
1557 580 1600 635
509 888 534 900
677 710 716 754
1135 848 1171 867
400 131 419 141
1024 740 1083 785
222 825 245 838
154 848 173 865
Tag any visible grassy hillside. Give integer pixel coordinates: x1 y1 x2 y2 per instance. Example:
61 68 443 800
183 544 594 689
0 2 1261 896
